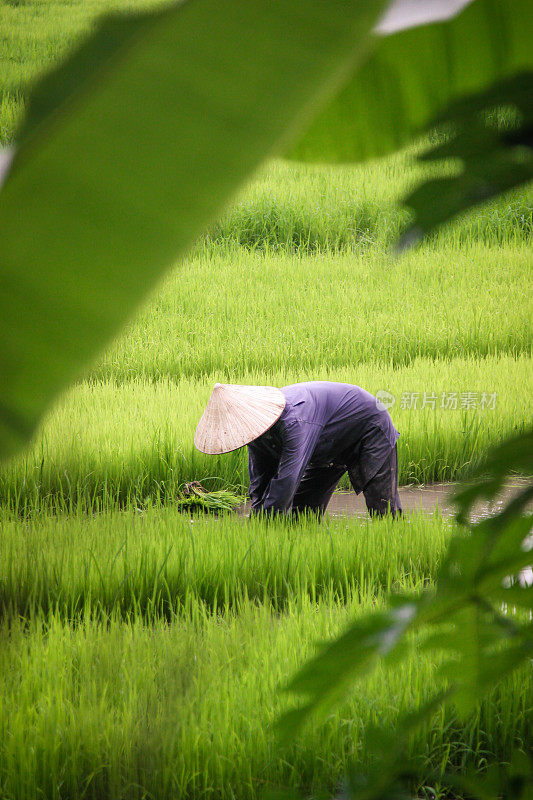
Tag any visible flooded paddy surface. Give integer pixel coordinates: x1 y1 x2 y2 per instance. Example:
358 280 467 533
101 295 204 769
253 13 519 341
237 478 533 522
326 479 532 521
239 479 531 521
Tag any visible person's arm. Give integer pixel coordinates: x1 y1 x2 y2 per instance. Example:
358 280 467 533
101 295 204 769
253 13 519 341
248 443 278 513
261 420 323 516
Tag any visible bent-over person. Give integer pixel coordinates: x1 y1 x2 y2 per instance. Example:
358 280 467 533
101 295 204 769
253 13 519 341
195 381 401 519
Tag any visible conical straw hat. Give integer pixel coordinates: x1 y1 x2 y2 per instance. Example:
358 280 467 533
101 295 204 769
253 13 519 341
194 383 286 454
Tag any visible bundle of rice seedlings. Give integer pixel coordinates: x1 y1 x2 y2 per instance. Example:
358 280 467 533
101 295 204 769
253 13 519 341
175 481 242 513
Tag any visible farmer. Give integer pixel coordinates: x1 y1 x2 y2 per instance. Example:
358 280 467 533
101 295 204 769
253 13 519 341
194 381 401 519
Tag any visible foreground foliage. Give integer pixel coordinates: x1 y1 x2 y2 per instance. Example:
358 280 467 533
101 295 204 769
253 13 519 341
280 432 533 799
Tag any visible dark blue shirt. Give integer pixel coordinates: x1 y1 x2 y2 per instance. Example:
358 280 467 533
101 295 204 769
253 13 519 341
248 381 399 515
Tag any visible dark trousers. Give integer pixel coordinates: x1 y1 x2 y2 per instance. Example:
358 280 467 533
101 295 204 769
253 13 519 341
357 444 402 519
291 444 402 519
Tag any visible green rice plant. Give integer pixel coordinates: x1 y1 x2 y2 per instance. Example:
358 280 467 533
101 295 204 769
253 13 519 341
94 243 532 382
0 3 530 797
278 431 533 799
205 158 532 252
0 508 452 621
148 480 245 515
0 355 529 510
0 599 529 800
175 483 242 514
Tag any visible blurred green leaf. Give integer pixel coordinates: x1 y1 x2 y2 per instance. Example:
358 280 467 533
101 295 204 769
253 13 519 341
343 690 453 800
399 72 533 246
429 615 531 716
491 583 533 609
480 516 533 588
0 0 386 460
453 427 533 524
291 0 533 163
450 749 533 799
434 515 533 598
277 429 533 800
277 602 418 739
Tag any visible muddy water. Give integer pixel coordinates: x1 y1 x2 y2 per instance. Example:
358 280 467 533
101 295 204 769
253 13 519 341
239 480 531 521
326 480 531 521
326 485 450 518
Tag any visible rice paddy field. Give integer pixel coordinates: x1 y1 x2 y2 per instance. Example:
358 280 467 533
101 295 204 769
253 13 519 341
1 1 532 798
